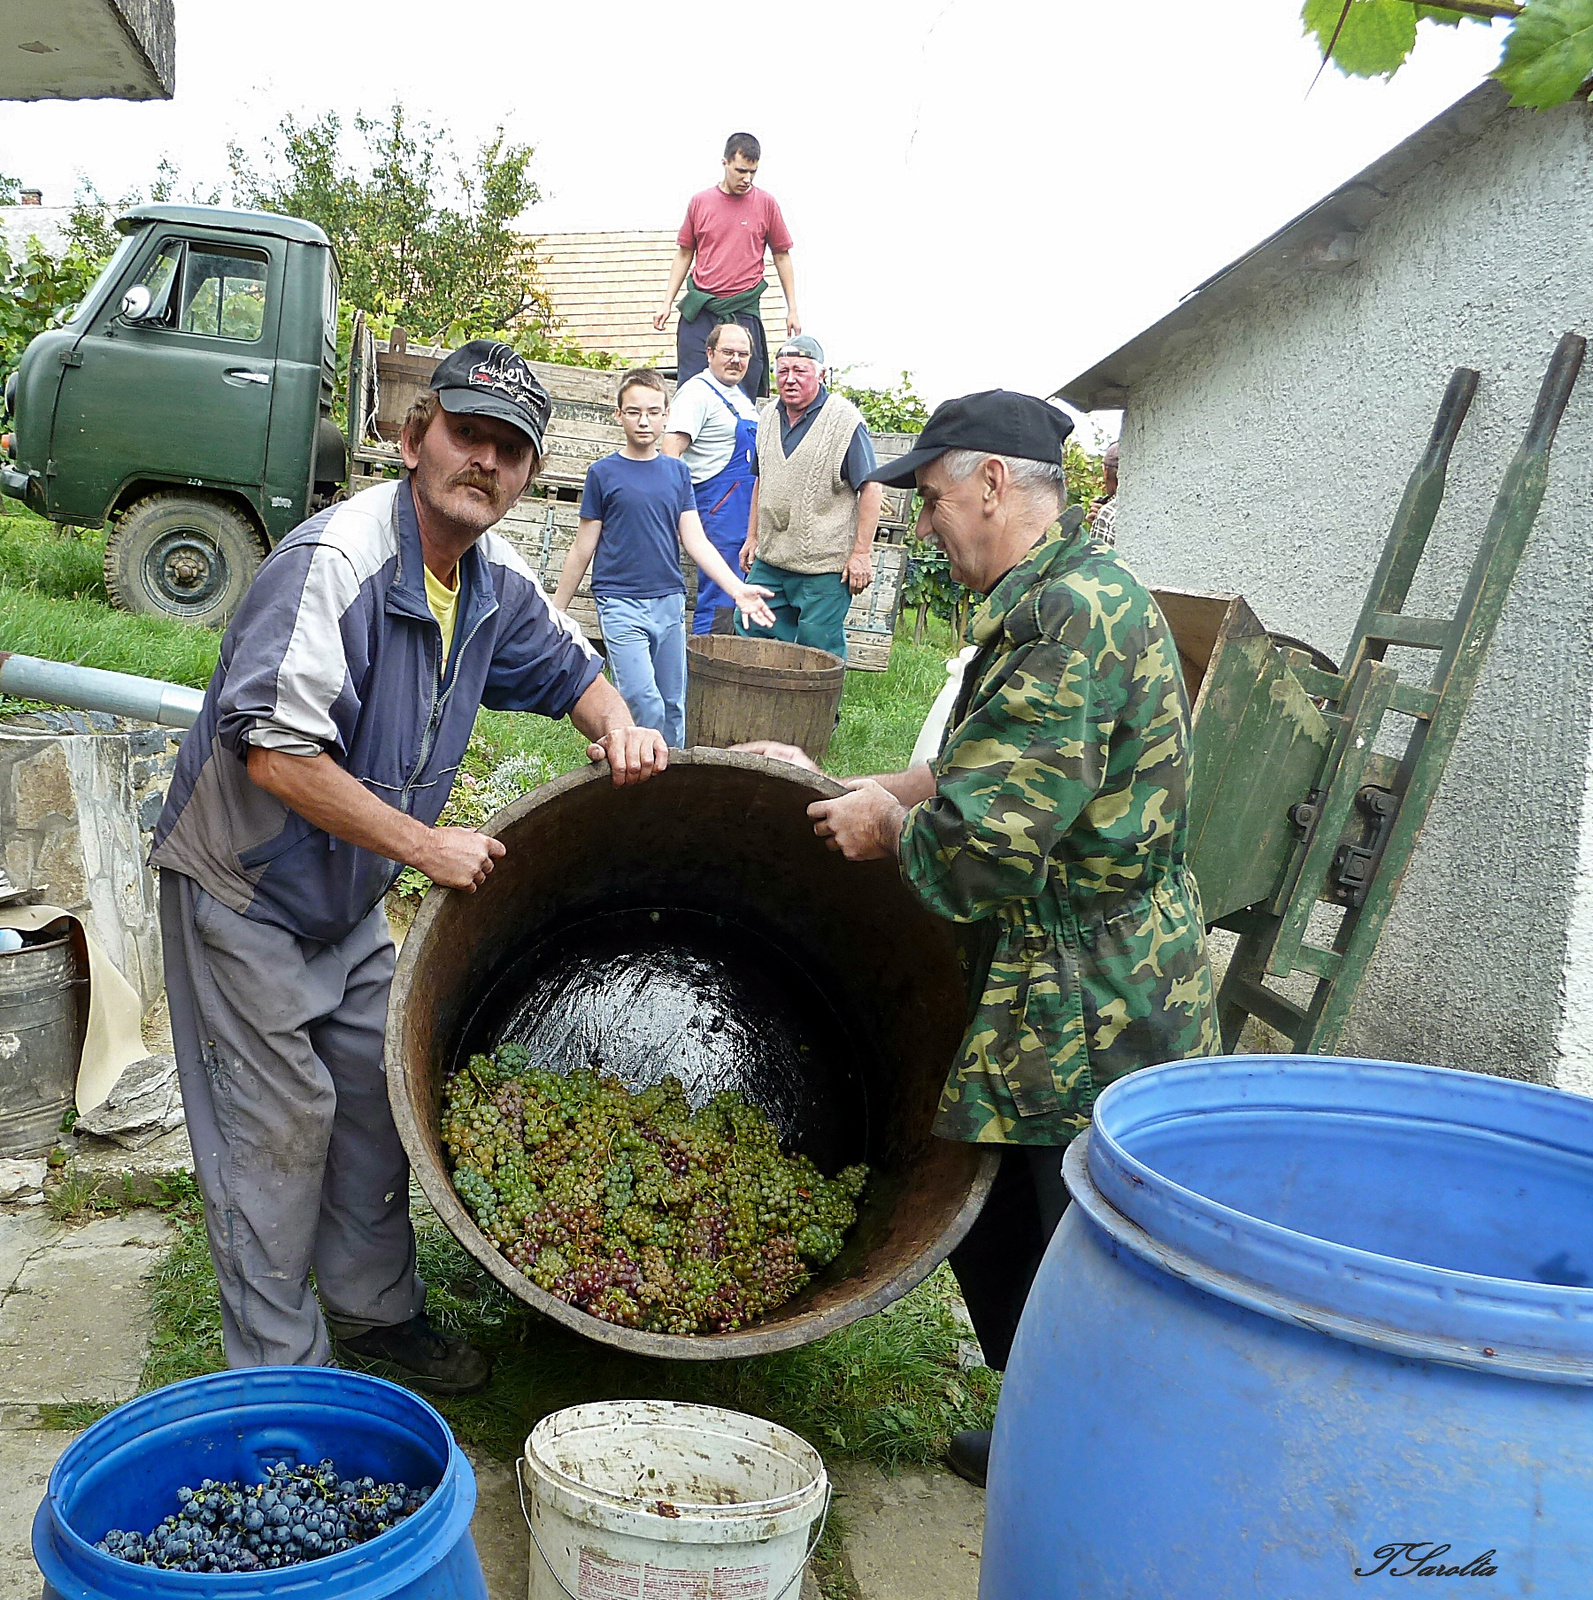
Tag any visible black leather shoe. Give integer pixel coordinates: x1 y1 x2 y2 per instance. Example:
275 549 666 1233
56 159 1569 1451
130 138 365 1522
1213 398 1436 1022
334 1313 492 1396
947 1428 991 1488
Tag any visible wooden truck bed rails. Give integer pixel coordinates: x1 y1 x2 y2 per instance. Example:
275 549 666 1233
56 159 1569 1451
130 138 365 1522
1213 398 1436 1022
347 322 917 669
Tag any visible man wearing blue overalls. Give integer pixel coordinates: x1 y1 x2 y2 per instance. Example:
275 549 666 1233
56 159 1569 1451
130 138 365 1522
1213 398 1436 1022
663 321 762 635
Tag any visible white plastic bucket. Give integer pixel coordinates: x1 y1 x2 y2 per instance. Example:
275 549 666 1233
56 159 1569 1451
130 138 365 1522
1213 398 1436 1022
519 1400 829 1600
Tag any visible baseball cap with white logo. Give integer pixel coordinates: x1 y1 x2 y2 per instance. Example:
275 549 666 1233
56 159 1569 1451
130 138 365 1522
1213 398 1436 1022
429 340 552 453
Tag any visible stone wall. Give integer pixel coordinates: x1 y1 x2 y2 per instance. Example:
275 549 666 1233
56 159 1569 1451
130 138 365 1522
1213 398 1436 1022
1 712 178 1009
1111 97 1593 1087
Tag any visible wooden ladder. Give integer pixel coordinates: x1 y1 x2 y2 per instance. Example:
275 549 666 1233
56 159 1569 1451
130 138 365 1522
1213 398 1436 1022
1214 332 1586 1053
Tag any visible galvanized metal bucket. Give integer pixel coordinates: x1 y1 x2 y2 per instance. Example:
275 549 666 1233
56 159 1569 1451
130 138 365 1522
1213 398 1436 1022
0 931 86 1157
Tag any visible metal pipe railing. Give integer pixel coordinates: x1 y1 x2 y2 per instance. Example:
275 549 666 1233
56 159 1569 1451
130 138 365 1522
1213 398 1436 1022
0 652 202 729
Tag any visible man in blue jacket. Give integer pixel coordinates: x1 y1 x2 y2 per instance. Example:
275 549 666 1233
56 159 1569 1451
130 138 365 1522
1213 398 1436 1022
151 342 667 1389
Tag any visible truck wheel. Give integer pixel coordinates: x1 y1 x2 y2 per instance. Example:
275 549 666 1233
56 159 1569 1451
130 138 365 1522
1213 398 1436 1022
104 493 267 628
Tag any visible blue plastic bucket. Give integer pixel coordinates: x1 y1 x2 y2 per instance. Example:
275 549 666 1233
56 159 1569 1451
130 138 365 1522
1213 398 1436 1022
981 1055 1593 1599
33 1368 485 1600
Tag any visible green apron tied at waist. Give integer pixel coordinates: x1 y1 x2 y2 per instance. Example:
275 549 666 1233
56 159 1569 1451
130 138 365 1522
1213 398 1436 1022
677 275 767 325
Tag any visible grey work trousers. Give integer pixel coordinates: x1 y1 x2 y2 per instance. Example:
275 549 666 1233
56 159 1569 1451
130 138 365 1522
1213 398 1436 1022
159 870 425 1368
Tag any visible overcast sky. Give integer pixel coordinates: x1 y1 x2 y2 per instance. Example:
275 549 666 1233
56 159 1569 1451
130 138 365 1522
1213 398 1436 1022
0 1 1508 433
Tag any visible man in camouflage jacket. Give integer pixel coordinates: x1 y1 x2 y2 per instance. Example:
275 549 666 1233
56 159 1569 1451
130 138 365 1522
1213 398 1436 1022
905 502 1215 1148
743 391 1217 1487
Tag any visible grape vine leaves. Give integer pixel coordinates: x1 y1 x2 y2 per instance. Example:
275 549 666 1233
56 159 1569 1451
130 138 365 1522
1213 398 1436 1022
1301 0 1593 107
1495 0 1593 105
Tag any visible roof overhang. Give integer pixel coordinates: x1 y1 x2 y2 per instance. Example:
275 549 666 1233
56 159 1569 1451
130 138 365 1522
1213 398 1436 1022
1056 80 1513 412
1 0 174 102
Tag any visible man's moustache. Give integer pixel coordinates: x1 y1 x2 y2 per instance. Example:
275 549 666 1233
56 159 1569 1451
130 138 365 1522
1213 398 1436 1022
449 471 500 495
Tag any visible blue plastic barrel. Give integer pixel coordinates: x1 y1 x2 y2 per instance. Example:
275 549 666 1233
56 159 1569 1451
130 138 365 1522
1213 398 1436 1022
981 1055 1593 1599
33 1368 486 1600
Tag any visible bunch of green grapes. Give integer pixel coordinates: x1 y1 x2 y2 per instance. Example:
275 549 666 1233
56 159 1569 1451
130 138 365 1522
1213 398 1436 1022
440 1051 869 1335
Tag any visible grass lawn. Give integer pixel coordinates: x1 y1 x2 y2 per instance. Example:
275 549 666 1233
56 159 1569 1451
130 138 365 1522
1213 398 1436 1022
136 1188 997 1471
0 508 224 686
0 502 957 779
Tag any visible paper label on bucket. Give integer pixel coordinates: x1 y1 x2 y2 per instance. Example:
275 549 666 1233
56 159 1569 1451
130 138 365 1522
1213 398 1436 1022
711 1567 771 1598
575 1548 771 1599
577 1548 641 1598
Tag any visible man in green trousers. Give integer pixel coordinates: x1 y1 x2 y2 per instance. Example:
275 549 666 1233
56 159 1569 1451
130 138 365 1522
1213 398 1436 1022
736 336 883 661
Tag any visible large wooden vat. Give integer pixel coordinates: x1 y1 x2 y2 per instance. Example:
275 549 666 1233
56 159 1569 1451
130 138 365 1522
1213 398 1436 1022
386 751 997 1360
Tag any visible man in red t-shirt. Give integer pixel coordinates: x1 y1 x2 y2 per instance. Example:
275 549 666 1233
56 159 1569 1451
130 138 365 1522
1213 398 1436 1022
653 132 800 400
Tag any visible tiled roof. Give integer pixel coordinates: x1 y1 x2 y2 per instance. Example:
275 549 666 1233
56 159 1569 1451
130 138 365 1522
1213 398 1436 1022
526 229 790 366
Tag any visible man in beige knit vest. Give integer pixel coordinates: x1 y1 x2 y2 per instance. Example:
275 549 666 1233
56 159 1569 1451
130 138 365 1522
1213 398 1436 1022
736 336 883 660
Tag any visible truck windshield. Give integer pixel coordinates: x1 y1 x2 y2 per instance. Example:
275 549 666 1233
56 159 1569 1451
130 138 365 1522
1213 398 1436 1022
64 232 140 325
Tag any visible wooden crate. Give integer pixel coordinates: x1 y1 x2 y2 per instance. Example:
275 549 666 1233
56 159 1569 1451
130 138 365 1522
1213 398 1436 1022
878 487 915 532
359 409 625 494
848 542 905 637
846 634 895 672
372 337 670 421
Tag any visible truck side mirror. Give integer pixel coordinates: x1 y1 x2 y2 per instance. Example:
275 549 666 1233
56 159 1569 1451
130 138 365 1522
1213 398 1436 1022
118 285 154 322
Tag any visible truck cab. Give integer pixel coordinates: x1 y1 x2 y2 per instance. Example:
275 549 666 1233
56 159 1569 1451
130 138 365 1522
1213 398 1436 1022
1 204 346 626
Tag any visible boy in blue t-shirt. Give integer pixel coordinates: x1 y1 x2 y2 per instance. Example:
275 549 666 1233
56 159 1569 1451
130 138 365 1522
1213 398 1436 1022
554 368 774 746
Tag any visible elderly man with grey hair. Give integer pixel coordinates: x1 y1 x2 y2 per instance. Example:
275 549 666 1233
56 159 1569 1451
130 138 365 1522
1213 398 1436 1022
735 334 882 661
739 390 1217 1487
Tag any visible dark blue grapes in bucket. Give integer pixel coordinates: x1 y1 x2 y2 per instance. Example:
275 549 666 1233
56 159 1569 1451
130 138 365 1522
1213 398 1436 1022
33 1367 487 1600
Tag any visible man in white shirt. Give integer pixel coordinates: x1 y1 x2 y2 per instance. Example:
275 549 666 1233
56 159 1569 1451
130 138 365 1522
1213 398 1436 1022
662 322 762 635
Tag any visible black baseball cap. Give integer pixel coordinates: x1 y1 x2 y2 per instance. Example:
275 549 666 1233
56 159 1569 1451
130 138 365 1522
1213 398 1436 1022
861 389 1075 489
430 340 553 453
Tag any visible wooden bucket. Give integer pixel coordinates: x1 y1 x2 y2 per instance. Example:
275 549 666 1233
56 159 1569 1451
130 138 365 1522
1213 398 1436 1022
686 636 845 764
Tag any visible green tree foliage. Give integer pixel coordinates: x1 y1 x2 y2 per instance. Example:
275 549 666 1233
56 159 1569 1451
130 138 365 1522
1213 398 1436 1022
65 200 119 265
0 237 100 382
229 107 556 348
1495 0 1593 103
1302 0 1593 108
1066 437 1107 511
835 370 932 434
2 110 610 409
68 157 223 262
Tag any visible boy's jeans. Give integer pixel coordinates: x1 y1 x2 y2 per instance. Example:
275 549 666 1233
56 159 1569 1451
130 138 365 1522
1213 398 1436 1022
596 592 688 747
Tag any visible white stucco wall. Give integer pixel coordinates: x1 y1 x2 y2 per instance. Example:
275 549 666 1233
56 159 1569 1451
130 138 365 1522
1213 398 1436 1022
1113 97 1593 1085
0 206 74 259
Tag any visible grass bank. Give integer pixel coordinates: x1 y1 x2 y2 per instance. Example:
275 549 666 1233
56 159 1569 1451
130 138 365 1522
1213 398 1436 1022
0 508 222 686
142 1193 996 1471
0 503 958 779
466 617 956 791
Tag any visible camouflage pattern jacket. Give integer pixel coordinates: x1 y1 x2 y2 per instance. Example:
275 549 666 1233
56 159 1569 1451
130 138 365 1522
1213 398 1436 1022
899 521 1218 1146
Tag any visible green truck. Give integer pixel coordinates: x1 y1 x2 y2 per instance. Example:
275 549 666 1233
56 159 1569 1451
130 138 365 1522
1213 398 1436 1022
2 203 347 626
